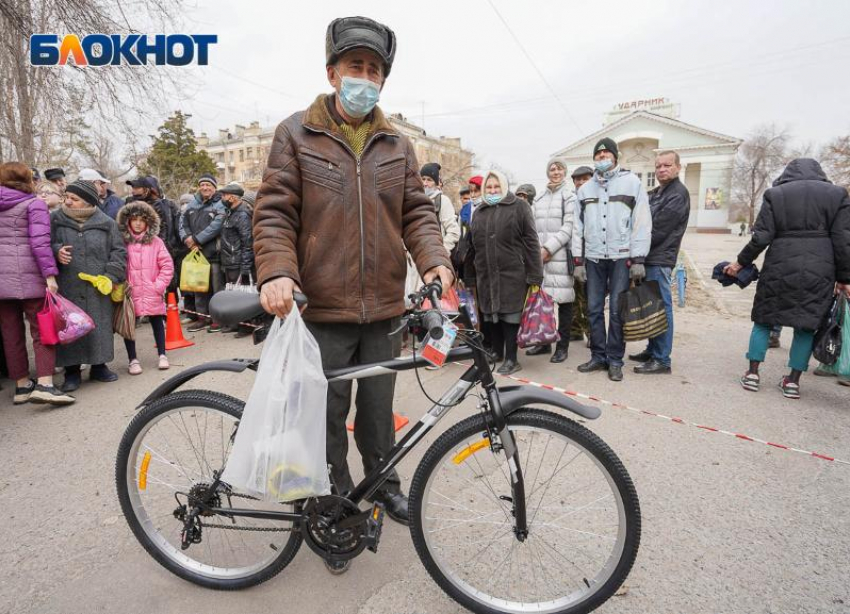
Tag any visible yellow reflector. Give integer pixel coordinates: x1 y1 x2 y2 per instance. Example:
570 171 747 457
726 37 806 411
139 451 152 490
452 438 490 465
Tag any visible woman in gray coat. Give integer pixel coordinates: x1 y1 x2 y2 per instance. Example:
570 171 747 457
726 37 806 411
51 180 126 392
528 158 577 363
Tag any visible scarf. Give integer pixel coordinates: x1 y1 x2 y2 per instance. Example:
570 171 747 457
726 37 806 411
547 180 564 192
62 204 98 226
339 121 373 158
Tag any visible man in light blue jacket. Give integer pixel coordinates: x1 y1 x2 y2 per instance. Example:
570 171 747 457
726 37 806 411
571 138 652 381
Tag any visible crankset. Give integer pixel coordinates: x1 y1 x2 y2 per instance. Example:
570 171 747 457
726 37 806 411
301 495 385 562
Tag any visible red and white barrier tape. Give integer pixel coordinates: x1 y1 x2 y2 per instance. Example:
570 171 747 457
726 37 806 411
502 372 850 466
427 351 849 466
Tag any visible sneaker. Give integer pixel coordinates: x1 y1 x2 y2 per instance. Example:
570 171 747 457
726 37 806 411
128 359 143 375
187 321 207 333
324 559 351 575
28 385 75 406
779 377 800 400
207 323 222 333
158 355 170 370
740 372 760 392
13 379 36 405
180 315 197 325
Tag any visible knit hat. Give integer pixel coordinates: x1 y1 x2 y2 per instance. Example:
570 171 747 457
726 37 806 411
44 167 65 181
198 173 218 189
468 175 483 188
179 193 194 205
219 182 245 197
420 162 441 184
65 179 100 207
571 165 594 178
242 191 257 207
516 184 537 203
593 137 619 161
546 157 567 172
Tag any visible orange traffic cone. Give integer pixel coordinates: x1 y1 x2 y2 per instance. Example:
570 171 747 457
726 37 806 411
347 413 409 433
164 292 194 350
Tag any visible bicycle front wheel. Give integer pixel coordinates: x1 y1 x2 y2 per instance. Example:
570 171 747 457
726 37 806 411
115 390 302 590
409 408 640 614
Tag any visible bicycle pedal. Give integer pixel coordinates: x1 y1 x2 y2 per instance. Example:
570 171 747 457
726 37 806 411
364 502 385 553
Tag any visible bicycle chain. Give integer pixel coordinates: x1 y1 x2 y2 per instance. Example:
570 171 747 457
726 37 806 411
199 491 295 533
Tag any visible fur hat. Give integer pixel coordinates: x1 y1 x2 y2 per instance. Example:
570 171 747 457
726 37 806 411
117 200 161 244
326 16 397 77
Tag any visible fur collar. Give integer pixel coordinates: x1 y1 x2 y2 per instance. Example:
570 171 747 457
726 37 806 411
117 200 160 244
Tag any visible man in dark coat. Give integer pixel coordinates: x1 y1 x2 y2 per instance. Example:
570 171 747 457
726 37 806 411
725 158 850 399
631 150 691 374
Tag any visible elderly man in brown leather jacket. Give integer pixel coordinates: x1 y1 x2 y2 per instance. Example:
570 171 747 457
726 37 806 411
253 17 453 549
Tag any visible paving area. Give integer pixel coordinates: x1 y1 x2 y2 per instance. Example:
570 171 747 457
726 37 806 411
2 232 849 614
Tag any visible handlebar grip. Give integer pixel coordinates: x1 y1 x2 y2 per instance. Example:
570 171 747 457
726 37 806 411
422 310 444 340
427 279 443 310
293 291 308 309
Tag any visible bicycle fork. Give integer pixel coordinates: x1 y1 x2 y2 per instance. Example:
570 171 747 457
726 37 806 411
485 385 528 541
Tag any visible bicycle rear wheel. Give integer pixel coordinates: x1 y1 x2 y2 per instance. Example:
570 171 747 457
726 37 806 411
409 408 640 614
115 390 302 590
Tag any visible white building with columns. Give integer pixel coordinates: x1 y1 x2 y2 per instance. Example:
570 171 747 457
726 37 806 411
552 100 741 232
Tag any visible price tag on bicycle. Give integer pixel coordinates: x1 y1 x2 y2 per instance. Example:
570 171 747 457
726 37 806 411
421 318 458 368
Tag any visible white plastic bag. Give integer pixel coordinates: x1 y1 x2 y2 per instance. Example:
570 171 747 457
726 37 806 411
221 304 331 502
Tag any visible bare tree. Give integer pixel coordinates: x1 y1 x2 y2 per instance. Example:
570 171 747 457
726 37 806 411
821 135 850 191
732 124 793 226
0 0 190 167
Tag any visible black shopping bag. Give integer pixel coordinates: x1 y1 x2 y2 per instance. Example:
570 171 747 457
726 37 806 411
619 280 669 342
813 295 844 366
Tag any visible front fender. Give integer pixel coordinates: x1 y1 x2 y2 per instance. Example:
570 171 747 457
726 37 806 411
138 358 258 409
498 385 600 420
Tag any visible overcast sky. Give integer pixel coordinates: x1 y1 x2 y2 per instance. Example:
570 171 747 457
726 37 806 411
173 0 850 187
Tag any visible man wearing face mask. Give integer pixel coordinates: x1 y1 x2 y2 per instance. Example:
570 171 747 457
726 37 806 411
420 163 460 252
571 138 652 382
254 17 453 552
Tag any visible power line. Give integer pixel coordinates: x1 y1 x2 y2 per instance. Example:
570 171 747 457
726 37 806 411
485 0 584 136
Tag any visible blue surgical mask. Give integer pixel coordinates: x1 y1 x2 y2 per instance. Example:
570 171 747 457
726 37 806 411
484 193 502 205
594 159 614 173
337 73 380 118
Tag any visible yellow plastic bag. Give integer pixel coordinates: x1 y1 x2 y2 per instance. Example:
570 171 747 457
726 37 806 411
180 250 211 293
110 282 125 303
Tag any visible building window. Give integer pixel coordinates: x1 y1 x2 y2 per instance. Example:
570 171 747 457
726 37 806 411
246 147 253 159
647 172 656 188
239 149 244 162
635 172 643 183
217 152 224 162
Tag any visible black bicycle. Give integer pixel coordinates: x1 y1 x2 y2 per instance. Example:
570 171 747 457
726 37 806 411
115 282 640 614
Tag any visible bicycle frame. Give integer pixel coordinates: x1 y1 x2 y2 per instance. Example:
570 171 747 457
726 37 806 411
196 305 535 537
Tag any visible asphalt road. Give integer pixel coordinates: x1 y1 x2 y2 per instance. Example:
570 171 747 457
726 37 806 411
2 234 849 614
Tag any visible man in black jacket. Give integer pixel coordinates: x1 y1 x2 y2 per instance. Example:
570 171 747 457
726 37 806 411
631 151 691 374
219 183 255 335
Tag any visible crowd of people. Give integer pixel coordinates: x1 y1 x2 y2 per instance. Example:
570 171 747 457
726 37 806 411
2 17 849 574
0 161 257 406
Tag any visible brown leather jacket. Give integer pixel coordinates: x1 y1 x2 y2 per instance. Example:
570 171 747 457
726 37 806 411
254 94 451 323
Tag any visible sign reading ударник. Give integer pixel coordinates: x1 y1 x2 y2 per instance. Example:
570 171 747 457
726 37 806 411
30 34 217 66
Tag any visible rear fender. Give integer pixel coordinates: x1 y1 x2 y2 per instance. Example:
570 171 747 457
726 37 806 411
137 358 258 409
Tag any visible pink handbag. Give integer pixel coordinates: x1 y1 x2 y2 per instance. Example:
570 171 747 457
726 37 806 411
37 291 59 346
517 286 560 349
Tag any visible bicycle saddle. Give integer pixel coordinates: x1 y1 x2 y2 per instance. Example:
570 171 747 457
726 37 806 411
209 290 307 327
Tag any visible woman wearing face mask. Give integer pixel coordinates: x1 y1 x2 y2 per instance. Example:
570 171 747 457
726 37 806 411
463 170 544 374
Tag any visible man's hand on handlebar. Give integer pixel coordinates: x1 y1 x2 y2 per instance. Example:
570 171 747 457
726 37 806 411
260 276 302 318
423 265 454 291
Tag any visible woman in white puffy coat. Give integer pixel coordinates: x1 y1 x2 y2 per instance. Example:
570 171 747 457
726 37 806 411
528 158 576 363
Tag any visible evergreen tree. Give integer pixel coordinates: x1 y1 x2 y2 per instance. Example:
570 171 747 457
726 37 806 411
138 111 217 198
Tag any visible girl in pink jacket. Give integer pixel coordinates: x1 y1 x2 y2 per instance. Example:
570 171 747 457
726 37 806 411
117 201 174 374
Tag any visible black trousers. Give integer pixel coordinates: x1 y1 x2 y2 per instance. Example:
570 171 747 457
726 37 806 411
305 318 402 496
